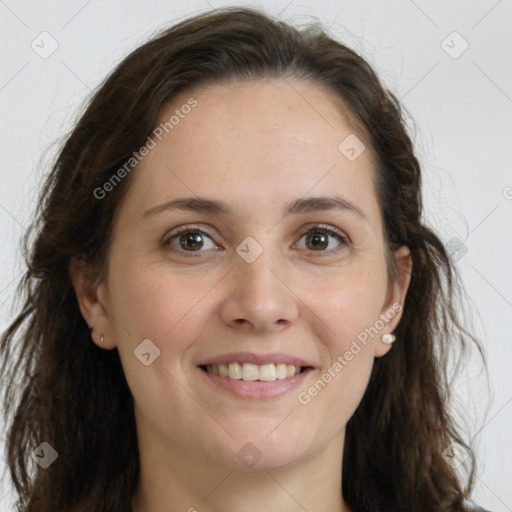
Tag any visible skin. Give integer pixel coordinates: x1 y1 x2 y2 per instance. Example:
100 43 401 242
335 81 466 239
71 79 412 512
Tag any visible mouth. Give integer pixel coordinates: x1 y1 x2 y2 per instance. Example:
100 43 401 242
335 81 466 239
198 362 313 381
197 362 315 400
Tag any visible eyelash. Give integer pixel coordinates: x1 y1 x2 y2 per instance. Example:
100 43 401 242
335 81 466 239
162 223 349 258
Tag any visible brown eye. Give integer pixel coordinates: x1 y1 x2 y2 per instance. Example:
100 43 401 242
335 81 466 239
304 232 329 251
178 232 204 251
295 225 348 255
164 227 217 254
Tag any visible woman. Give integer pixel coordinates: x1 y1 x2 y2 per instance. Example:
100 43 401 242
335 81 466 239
0 6 489 512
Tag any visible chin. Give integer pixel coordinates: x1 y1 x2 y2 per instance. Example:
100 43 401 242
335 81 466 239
209 424 314 471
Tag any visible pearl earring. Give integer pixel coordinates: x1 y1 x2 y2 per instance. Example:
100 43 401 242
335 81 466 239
381 333 396 345
99 335 104 343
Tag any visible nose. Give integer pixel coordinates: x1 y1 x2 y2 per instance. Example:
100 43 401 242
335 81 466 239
218 246 299 333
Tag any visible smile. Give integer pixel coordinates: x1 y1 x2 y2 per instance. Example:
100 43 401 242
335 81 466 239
198 363 314 400
201 362 310 381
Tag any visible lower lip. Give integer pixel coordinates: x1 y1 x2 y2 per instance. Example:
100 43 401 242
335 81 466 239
198 367 314 400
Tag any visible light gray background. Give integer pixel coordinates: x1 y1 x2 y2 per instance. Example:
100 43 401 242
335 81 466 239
1 1 511 510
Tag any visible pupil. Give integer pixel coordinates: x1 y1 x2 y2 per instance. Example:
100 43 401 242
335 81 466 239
181 232 203 251
307 232 328 250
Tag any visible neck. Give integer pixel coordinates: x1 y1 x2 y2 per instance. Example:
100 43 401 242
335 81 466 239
131 427 350 512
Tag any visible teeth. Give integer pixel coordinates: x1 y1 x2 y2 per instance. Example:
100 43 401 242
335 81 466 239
287 364 298 377
218 363 229 377
276 363 288 379
204 362 304 381
228 362 242 379
259 364 276 381
242 363 260 381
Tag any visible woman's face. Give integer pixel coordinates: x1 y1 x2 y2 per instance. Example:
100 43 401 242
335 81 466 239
82 79 411 471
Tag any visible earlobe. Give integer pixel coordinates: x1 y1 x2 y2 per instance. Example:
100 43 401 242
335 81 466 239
375 245 412 357
69 257 115 349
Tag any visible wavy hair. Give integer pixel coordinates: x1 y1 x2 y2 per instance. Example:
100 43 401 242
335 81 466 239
0 6 487 511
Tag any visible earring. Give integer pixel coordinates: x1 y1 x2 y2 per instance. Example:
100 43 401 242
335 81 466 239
99 335 104 343
381 333 396 345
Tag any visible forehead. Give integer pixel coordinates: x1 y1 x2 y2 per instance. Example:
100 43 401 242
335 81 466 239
118 79 382 232
169 78 368 158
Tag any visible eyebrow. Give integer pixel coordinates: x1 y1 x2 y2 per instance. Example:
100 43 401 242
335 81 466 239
143 195 368 222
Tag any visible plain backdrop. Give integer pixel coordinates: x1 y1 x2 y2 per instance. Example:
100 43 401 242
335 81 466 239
1 1 511 510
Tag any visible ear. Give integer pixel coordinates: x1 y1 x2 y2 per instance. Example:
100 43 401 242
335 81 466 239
69 257 116 349
374 245 412 357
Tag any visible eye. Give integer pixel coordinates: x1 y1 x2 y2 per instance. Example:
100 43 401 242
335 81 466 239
162 223 349 257
294 224 348 256
163 225 218 255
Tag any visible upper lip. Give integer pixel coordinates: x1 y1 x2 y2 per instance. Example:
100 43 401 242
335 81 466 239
197 351 314 367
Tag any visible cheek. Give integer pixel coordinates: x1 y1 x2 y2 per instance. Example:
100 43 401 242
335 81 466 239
303 261 388 351
106 252 222 371
291 263 386 418
105 255 220 435
296 289 379 436
316 352 375 443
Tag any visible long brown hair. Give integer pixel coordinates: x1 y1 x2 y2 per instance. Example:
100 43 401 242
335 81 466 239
0 6 487 511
